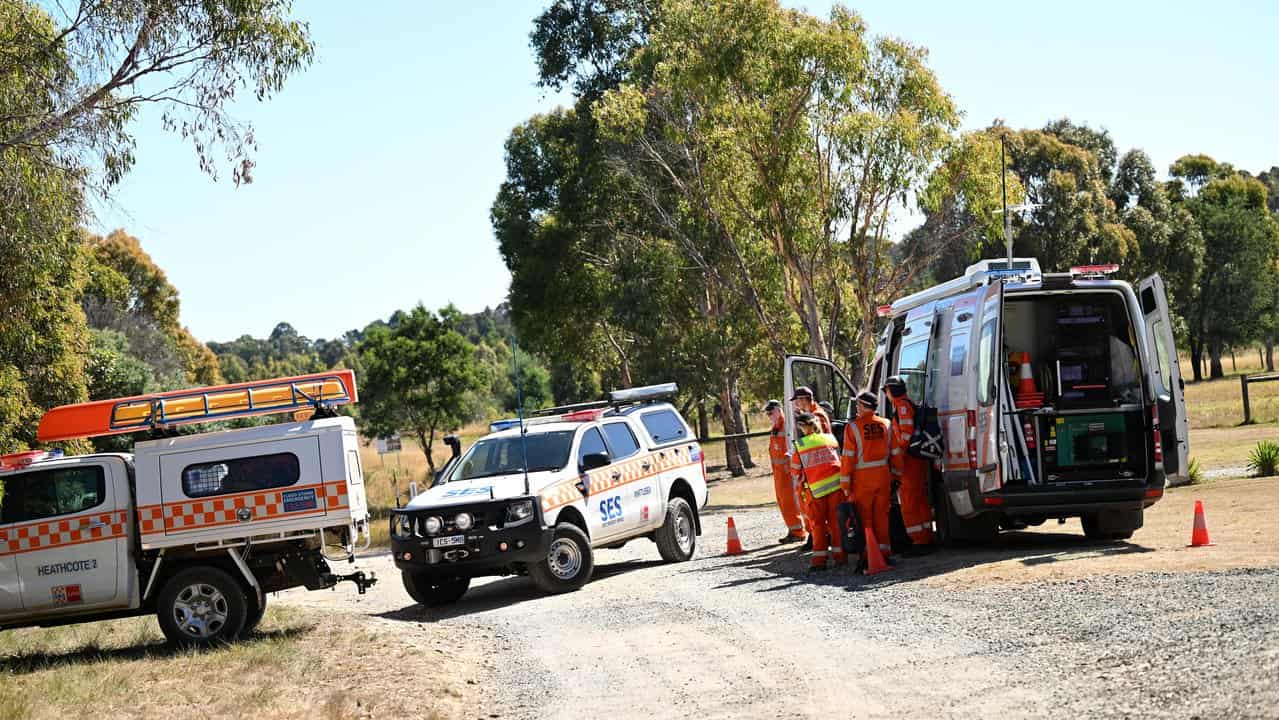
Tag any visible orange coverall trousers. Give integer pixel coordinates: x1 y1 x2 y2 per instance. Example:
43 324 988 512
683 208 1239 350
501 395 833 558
807 490 847 568
853 471 892 557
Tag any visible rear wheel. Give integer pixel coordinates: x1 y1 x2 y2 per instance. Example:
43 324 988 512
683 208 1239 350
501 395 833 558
934 482 998 547
156 566 247 646
528 523 594 594
655 497 696 563
402 572 470 607
240 593 267 638
1082 509 1141 541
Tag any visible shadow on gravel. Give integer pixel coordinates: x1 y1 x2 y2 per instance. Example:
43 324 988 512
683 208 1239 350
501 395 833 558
691 530 1155 592
0 626 312 675
376 559 669 623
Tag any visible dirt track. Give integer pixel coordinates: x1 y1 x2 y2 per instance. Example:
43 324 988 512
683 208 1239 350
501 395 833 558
283 479 1279 719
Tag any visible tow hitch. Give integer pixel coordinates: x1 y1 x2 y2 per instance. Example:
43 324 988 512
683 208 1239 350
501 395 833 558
328 570 377 594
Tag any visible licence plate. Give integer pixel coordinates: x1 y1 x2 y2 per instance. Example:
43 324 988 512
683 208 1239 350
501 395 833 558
433 535 466 548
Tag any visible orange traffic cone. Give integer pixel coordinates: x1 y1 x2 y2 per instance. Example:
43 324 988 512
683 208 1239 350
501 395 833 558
1188 499 1213 547
726 516 744 556
863 527 894 575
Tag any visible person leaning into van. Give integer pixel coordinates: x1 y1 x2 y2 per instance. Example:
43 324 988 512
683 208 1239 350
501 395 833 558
790 412 847 570
884 376 934 549
765 400 807 544
840 391 894 560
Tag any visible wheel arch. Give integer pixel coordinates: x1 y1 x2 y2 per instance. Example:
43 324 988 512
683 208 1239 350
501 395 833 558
667 478 702 535
551 505 589 538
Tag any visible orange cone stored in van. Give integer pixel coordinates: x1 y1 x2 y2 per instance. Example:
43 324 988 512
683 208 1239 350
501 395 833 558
1189 500 1213 547
726 516 744 555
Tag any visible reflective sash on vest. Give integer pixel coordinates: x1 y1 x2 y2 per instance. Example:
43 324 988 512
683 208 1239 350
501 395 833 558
842 416 890 471
890 396 915 446
796 433 842 498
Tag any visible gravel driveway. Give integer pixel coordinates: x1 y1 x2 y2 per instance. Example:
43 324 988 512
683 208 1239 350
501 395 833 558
283 507 1279 719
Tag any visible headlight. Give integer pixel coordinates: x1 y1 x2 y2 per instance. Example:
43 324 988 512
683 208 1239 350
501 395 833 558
505 499 535 524
423 516 443 535
453 512 473 531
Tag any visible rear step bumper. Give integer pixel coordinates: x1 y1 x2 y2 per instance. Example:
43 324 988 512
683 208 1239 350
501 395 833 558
985 482 1165 517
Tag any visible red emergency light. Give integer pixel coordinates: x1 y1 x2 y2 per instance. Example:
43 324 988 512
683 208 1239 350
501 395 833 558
1069 264 1120 276
876 305 893 318
0 450 49 471
561 409 605 423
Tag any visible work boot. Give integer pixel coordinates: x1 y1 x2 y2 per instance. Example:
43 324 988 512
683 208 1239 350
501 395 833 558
801 535 813 551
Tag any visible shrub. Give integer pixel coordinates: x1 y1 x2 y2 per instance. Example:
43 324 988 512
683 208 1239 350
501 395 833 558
1187 457 1204 485
1247 441 1279 477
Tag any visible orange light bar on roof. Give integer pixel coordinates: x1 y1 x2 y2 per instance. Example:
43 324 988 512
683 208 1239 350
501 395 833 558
36 370 358 443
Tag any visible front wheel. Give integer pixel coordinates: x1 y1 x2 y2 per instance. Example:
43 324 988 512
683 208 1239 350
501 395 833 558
402 572 470 607
528 523 594 594
655 497 697 562
156 566 248 646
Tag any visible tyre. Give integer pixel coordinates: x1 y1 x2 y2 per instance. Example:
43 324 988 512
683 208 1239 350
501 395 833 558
156 566 248 646
1082 509 1141 541
528 523 594 594
401 572 470 607
240 593 267 638
655 497 697 563
933 482 998 547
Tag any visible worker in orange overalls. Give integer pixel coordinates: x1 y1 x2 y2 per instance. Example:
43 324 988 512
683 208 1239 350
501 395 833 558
790 412 846 570
765 400 806 544
885 376 934 548
791 386 832 433
840 390 893 560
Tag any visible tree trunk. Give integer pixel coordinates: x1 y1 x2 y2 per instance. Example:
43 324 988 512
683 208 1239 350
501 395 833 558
729 378 754 469
1189 337 1204 382
697 399 710 441
1267 341 1275 372
1209 342 1224 379
719 384 744 477
417 429 436 476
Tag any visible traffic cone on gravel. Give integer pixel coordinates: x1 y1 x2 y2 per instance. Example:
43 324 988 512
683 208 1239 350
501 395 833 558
1188 500 1213 547
863 528 894 576
726 516 744 556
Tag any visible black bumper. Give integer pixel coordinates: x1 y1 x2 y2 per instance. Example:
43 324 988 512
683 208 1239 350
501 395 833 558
948 469 1166 518
390 498 553 578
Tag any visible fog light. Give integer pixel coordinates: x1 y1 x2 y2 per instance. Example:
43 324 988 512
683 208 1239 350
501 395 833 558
402 552 412 561
499 542 509 552
516 540 525 549
423 516 443 535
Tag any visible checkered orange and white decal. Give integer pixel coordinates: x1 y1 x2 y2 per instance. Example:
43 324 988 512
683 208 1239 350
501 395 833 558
138 480 350 536
540 447 700 513
0 510 129 557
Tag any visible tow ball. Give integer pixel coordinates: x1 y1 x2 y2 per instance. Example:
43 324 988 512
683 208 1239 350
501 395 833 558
329 570 378 594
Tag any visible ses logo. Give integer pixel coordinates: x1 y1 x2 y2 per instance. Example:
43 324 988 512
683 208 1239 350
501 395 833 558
443 486 492 498
599 496 625 526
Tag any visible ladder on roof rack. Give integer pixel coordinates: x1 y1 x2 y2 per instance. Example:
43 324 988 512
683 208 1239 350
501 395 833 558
37 370 358 443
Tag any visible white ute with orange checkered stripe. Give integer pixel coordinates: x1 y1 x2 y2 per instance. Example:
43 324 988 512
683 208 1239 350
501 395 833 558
391 383 708 605
0 372 375 646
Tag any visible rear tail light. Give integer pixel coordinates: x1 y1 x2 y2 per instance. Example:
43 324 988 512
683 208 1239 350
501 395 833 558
1021 418 1036 450
966 410 978 470
1150 403 1163 465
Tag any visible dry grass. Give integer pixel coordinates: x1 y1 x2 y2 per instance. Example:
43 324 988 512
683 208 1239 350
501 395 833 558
0 605 484 720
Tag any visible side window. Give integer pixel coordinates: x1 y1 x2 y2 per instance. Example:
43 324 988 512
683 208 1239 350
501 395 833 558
601 422 641 459
13 466 106 522
1151 319 1172 394
898 340 929 404
182 453 299 498
577 428 609 467
977 319 998 406
640 409 689 445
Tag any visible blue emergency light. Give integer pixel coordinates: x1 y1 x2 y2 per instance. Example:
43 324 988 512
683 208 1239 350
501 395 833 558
489 419 522 432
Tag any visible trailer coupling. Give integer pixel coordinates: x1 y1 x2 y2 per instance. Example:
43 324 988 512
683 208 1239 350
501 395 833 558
327 570 377 594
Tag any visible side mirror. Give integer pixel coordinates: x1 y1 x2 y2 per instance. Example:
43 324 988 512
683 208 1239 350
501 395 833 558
580 452 611 472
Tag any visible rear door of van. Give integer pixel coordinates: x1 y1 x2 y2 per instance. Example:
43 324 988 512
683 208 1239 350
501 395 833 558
1138 275 1189 483
972 281 1005 493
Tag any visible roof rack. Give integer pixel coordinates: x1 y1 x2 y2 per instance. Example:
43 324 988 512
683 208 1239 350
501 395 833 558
37 370 357 443
491 383 678 431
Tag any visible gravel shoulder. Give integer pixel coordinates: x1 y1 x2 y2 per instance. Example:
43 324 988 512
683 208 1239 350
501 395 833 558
282 480 1279 719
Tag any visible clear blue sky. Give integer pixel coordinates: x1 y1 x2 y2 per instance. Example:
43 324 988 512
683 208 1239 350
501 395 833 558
94 1 1278 344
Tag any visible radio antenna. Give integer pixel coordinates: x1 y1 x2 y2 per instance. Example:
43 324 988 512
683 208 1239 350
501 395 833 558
512 334 531 496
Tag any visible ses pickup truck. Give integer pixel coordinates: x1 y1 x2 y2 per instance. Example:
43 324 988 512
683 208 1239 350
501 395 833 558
390 384 709 606
0 372 375 646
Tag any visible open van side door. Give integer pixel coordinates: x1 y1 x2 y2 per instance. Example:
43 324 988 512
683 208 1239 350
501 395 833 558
782 356 858 448
1138 275 1189 483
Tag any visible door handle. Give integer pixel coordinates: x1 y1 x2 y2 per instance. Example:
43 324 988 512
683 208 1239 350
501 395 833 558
610 471 621 481
641 462 652 471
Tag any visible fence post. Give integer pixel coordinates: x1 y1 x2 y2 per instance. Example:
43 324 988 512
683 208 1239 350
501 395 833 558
1242 374 1252 425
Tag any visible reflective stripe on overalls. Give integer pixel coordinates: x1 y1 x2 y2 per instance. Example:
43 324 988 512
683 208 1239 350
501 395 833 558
796 434 842 499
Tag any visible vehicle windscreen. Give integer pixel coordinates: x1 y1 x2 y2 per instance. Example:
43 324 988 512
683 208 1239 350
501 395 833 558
447 430 575 482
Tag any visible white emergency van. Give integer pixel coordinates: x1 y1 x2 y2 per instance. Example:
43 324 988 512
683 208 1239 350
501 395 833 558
784 259 1187 544
0 372 374 645
390 384 708 606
